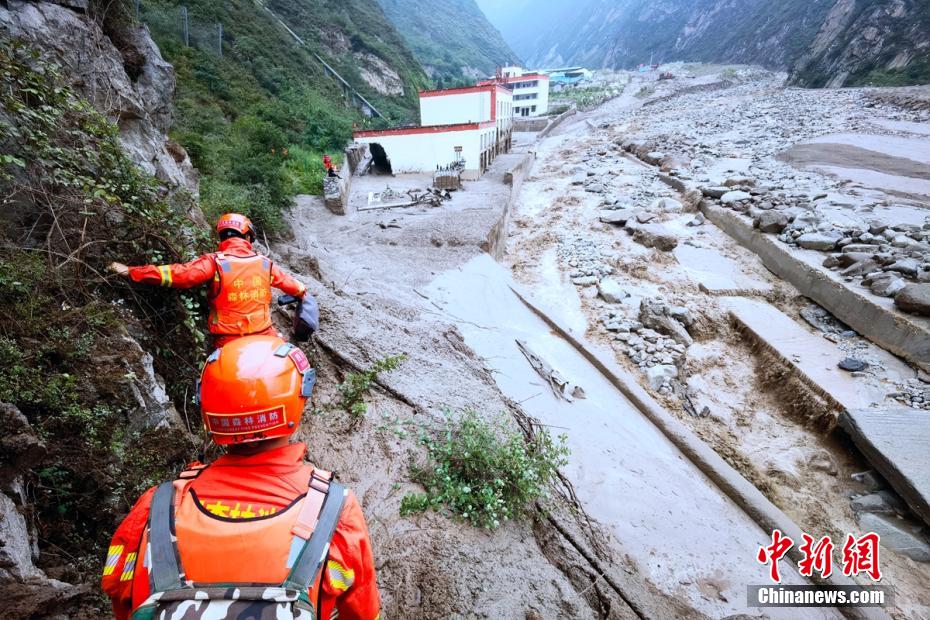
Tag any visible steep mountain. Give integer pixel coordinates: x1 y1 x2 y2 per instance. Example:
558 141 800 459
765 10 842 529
790 0 930 87
478 0 930 87
478 0 833 70
378 0 520 84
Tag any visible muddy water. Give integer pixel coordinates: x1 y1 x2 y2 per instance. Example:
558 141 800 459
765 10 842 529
426 254 839 619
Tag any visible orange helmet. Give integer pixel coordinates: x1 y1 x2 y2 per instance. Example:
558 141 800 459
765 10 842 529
215 213 254 239
198 336 315 445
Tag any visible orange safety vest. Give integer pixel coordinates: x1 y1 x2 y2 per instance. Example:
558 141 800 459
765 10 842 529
208 251 273 336
131 466 345 618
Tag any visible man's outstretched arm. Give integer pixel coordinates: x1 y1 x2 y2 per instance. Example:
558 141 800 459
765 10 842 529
110 254 217 289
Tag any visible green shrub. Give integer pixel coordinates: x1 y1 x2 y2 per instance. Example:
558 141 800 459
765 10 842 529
337 354 406 417
284 146 336 196
401 410 569 530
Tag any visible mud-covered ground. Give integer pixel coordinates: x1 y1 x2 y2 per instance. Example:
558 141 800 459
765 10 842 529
273 176 692 619
504 66 930 618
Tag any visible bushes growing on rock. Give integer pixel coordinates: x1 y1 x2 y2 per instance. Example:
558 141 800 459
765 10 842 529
0 38 203 585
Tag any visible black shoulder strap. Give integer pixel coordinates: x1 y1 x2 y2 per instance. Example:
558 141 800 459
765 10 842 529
149 481 184 592
283 481 347 592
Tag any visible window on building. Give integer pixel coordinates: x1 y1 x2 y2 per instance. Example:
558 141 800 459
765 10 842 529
531 105 537 112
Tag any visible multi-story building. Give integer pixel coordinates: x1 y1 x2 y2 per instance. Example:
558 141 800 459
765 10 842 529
352 83 513 180
481 66 550 117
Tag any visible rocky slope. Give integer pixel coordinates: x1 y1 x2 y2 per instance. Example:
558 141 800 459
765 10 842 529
790 0 930 87
479 0 930 87
1 2 204 616
378 0 519 83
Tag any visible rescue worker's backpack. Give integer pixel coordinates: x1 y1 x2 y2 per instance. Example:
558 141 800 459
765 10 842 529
131 469 346 620
208 252 273 336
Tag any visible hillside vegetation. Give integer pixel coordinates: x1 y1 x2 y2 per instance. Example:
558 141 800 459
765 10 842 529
378 0 519 84
0 32 205 613
142 0 428 234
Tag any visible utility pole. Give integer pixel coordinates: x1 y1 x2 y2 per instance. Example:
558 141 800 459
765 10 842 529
180 6 189 47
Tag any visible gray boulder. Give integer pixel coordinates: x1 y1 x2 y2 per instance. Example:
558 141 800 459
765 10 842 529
640 299 692 346
756 210 788 234
629 224 678 251
870 274 906 297
599 209 635 225
796 232 842 251
701 186 730 199
857 513 930 563
887 258 919 277
598 278 629 303
895 284 930 315
720 190 751 205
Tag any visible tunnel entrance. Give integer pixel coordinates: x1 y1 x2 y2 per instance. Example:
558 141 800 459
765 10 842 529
369 142 393 175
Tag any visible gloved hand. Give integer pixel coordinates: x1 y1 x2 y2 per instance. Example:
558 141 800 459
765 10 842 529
108 262 129 277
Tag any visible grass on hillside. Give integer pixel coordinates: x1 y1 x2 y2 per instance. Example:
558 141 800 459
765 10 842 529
142 0 424 235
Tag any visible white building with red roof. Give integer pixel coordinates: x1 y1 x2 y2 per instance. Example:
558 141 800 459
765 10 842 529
352 83 513 180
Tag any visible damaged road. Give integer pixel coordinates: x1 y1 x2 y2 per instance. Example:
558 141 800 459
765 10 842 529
505 66 930 617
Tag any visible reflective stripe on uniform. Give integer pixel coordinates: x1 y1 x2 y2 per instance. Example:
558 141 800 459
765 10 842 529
326 559 355 592
157 265 173 287
102 544 123 576
119 551 137 581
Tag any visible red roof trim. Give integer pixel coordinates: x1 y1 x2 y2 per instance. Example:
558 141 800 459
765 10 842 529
479 74 550 86
418 84 505 98
353 120 495 138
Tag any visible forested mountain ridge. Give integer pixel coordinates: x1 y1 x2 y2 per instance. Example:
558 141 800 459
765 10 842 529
141 0 429 234
378 0 520 84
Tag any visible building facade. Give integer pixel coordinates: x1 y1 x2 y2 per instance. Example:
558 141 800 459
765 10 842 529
481 66 550 117
352 84 513 180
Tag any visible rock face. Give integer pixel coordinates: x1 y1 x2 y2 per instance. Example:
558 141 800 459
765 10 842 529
0 1 199 200
0 403 90 613
895 284 930 316
791 0 930 87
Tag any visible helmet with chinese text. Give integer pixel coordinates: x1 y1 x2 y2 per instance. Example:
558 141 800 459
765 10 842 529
215 213 254 240
199 335 315 445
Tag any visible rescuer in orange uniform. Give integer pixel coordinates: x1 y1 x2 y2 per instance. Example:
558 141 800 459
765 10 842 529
109 213 308 347
101 335 380 620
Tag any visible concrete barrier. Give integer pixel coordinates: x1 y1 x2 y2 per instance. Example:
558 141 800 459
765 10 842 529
509 284 889 620
538 106 577 139
513 117 548 132
323 143 367 215
701 202 930 372
484 151 535 260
